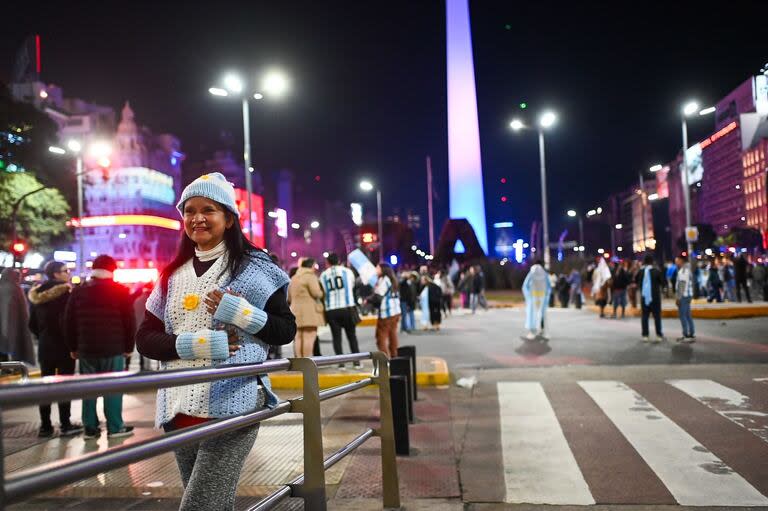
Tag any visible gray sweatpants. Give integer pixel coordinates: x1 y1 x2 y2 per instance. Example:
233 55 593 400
164 393 264 511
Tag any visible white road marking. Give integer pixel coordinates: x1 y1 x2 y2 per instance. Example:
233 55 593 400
668 379 768 444
580 380 768 506
497 382 594 505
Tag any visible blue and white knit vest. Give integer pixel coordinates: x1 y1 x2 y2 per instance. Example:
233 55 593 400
146 251 290 427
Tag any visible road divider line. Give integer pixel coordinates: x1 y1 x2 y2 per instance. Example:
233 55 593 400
579 380 768 506
497 382 595 505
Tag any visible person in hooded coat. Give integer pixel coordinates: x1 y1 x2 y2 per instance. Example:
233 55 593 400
522 262 551 340
28 261 83 437
0 268 34 364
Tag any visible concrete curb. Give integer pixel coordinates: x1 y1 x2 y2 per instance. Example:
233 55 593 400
1 357 452 389
588 303 768 319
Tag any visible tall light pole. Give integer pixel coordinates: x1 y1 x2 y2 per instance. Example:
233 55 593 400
511 111 557 269
49 140 111 277
566 209 584 258
360 180 383 263
209 70 290 242
681 101 715 257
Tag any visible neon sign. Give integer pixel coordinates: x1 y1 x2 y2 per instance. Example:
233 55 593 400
71 215 181 230
699 121 737 149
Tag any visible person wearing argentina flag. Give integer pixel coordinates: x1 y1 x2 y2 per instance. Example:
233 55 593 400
319 253 361 368
136 172 296 511
371 262 402 357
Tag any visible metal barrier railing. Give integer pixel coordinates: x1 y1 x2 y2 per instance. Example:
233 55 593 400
0 352 400 510
0 362 30 384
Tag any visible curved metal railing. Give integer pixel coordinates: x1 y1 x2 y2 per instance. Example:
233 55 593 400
0 352 400 510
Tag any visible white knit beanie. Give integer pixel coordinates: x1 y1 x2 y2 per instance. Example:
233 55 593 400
177 172 239 218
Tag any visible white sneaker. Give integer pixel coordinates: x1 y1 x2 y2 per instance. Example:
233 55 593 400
642 336 650 343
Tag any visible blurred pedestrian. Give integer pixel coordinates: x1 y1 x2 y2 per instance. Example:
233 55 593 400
522 261 551 340
636 253 665 342
64 255 135 439
320 253 360 368
567 268 582 309
399 271 416 332
674 255 695 343
28 261 82 437
371 263 401 357
628 260 640 308
135 173 295 511
0 268 34 364
475 265 489 311
288 257 325 358
734 254 752 303
420 275 443 330
707 260 723 303
611 260 630 319
753 259 767 301
592 258 611 318
436 269 454 316
722 258 736 302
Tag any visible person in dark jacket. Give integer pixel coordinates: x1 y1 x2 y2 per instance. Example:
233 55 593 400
64 255 135 439
28 261 83 437
635 253 666 342
611 260 631 319
734 254 752 303
421 275 444 330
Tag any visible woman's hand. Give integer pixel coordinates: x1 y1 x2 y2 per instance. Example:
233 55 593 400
223 326 241 356
204 288 242 315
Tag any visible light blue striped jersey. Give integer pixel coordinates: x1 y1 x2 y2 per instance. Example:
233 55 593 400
320 265 356 311
375 276 401 318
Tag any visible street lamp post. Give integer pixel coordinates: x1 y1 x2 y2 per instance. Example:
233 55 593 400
210 70 290 242
49 140 110 277
360 180 383 263
567 209 584 258
511 111 557 269
680 101 715 257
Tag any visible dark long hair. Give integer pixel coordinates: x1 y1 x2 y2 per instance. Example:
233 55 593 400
377 263 399 293
160 209 260 292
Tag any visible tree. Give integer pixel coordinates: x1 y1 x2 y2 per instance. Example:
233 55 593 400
0 172 71 252
0 83 76 206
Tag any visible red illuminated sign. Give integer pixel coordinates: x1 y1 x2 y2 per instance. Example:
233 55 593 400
699 121 737 149
234 189 265 248
361 232 377 244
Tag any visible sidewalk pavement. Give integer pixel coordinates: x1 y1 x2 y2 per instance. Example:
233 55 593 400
4 383 462 510
588 299 768 319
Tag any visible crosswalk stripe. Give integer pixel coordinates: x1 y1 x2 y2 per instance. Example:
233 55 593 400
497 382 595 505
579 380 768 506
668 379 768 444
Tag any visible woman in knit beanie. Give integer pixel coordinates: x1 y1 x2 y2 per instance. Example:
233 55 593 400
136 173 296 511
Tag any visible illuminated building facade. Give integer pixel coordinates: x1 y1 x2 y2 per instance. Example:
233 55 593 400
80 103 184 274
743 135 768 245
446 0 488 254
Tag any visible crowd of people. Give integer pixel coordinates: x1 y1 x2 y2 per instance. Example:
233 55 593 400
0 171 766 510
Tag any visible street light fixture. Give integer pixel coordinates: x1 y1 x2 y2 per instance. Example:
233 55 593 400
509 109 558 269
310 220 320 229
209 69 291 241
680 99 715 257
565 209 584 259
48 139 111 277
359 179 383 263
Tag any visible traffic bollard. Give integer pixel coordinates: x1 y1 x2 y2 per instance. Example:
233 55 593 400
397 345 417 401
389 375 410 455
390 356 414 423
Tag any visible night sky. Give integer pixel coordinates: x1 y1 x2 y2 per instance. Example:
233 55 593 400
4 1 768 248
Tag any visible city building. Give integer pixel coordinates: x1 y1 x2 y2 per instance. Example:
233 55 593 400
77 102 184 280
742 121 768 247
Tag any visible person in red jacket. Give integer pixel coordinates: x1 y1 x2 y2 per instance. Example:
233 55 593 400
64 255 135 440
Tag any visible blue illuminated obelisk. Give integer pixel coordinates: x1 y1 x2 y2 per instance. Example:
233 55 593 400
446 0 488 254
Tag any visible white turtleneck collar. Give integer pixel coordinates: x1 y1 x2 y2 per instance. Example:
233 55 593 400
195 240 227 262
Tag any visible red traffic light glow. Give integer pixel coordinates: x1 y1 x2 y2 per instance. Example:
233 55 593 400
12 241 27 253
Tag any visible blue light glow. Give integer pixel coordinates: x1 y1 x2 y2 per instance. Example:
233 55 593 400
447 0 488 254
493 221 514 228
513 239 524 263
454 239 466 254
389 254 399 265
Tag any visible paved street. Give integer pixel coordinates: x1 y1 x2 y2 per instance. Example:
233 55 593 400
4 306 768 510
